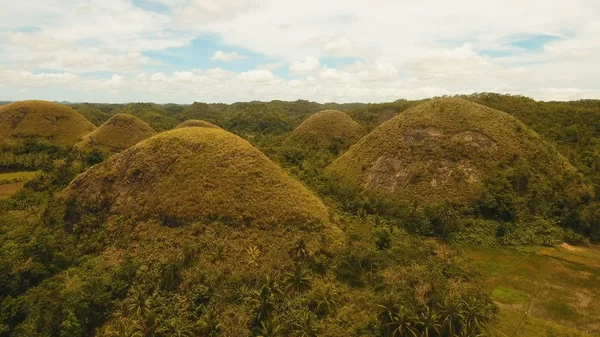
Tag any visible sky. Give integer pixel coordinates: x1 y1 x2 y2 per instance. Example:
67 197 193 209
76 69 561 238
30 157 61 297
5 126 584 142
0 0 599 103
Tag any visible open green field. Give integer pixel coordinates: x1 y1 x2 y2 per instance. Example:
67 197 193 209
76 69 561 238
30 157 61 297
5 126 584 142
0 171 39 198
462 244 600 336
0 171 39 182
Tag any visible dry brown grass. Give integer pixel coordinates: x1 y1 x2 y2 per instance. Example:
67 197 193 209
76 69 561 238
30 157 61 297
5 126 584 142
63 127 333 230
0 182 24 199
175 119 222 129
0 100 96 147
76 114 156 154
290 110 363 154
327 98 576 206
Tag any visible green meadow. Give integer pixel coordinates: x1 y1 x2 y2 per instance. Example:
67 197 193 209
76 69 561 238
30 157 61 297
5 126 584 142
463 244 600 336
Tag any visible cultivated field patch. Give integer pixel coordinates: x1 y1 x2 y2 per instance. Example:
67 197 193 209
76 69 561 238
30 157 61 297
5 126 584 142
463 244 600 336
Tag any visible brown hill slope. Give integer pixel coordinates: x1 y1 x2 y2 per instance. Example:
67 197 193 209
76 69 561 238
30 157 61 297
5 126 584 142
291 110 362 155
327 98 581 213
63 127 331 229
76 114 156 154
175 119 222 129
0 100 96 147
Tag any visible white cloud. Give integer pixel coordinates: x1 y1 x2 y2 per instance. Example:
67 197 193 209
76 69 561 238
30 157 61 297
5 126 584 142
257 62 283 70
3 32 70 52
289 57 322 75
0 0 599 102
210 50 247 62
1 64 598 104
172 0 259 24
237 69 278 83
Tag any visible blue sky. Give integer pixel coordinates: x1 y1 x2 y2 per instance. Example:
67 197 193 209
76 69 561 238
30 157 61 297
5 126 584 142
0 0 598 103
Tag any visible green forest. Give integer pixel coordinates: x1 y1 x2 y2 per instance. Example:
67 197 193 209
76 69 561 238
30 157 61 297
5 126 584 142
0 93 599 337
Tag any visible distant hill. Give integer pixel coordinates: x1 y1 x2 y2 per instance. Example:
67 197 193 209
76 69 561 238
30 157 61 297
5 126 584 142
175 119 222 129
71 103 113 126
327 98 586 220
0 100 96 147
112 103 178 131
76 114 156 155
290 110 362 155
224 102 293 135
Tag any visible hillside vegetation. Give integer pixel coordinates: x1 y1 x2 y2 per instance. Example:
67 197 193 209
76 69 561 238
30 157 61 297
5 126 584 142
112 103 178 131
76 114 156 155
0 101 96 147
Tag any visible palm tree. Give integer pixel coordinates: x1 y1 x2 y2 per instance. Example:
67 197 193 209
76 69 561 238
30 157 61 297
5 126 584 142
246 246 261 266
264 276 284 299
416 306 441 337
126 287 152 320
197 309 221 337
367 214 390 228
377 294 401 330
437 205 458 237
95 326 111 337
284 263 311 293
257 319 281 337
311 284 338 317
124 288 156 337
460 296 489 332
250 284 276 325
388 307 418 337
456 321 481 337
160 317 194 337
211 244 228 262
291 311 318 337
108 318 142 337
438 297 465 337
291 238 309 261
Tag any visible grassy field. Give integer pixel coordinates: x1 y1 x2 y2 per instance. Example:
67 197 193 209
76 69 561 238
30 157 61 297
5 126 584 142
0 171 39 182
462 244 600 336
0 171 39 198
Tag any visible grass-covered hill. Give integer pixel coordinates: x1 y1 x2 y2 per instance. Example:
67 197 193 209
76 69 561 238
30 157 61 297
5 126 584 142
327 98 587 222
175 119 222 129
0 100 96 147
62 127 331 229
76 114 156 155
290 110 363 156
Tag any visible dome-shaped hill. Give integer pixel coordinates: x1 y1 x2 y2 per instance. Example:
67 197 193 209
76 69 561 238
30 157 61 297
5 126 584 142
175 119 221 129
63 127 331 229
327 98 577 209
76 114 156 154
291 110 362 154
0 100 96 147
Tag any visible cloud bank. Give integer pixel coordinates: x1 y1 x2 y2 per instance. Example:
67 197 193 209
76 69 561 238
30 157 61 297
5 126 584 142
0 0 598 103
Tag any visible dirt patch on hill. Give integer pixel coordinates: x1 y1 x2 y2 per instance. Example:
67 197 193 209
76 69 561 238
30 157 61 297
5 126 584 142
560 243 582 252
451 131 497 150
364 156 481 194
